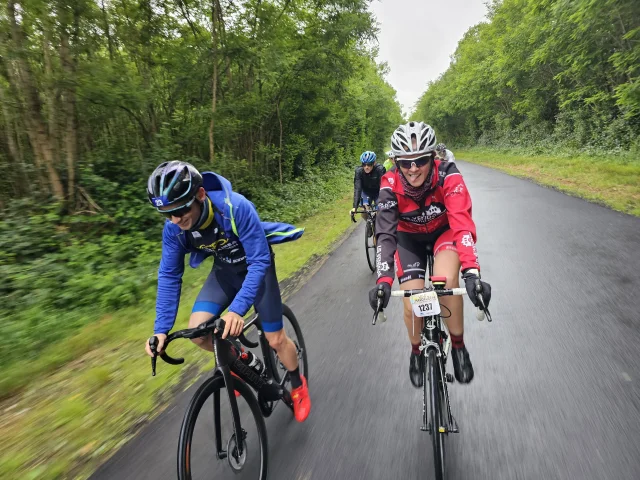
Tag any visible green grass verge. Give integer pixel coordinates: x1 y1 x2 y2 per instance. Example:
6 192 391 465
0 193 355 480
457 147 640 216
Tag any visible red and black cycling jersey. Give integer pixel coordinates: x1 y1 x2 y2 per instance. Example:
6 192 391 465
375 160 480 286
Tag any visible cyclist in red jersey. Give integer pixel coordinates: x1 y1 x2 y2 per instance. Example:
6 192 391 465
368 121 492 387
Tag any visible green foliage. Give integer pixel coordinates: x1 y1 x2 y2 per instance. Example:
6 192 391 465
0 0 403 371
413 0 639 152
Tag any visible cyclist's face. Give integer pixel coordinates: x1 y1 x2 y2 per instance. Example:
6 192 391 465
159 187 205 230
396 152 433 187
363 163 374 173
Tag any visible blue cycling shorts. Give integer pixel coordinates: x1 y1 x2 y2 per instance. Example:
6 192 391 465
360 191 379 207
191 257 284 333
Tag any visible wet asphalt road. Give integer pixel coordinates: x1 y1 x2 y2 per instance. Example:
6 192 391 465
91 161 640 480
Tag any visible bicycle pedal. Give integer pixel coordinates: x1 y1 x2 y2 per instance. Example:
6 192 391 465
421 425 429 432
445 373 455 383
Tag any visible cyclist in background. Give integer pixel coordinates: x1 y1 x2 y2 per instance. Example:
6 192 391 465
435 143 455 163
351 151 386 221
383 150 395 172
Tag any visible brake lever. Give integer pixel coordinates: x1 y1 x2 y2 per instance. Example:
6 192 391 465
372 303 380 325
372 291 387 325
476 291 493 322
149 336 158 376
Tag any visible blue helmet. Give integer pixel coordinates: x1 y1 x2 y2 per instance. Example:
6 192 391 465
360 151 376 164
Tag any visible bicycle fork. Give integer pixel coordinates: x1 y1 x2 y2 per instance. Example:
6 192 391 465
212 337 246 460
420 346 458 434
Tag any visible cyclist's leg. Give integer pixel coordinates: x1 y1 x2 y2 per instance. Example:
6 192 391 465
255 261 298 372
433 230 463 335
360 192 369 220
370 192 379 210
396 233 427 346
256 256 311 420
189 268 235 352
434 230 473 382
396 233 431 387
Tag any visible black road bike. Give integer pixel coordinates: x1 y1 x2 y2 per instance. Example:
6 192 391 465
351 204 378 273
149 305 307 480
372 247 492 480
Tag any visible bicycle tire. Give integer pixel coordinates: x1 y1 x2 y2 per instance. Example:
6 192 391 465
365 221 376 273
426 349 446 480
270 304 309 385
177 374 268 480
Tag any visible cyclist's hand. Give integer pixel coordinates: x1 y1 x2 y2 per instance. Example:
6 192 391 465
145 333 167 357
462 269 492 310
369 282 391 311
221 311 245 339
350 208 356 223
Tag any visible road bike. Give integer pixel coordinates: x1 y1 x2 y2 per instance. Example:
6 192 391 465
351 203 378 273
149 305 307 480
372 247 491 480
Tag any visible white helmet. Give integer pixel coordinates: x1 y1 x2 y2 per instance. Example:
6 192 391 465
390 121 437 157
386 150 394 158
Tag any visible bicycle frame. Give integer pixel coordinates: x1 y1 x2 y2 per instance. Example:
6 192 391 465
418 295 456 433
420 253 456 433
210 315 289 459
151 314 289 461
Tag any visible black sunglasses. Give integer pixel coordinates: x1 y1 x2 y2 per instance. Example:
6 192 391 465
159 197 196 219
396 153 434 170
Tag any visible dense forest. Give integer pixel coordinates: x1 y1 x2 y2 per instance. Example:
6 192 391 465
414 0 639 152
0 0 403 365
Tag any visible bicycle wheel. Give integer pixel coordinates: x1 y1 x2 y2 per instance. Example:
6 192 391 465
270 304 309 385
177 374 268 480
365 221 376 273
426 349 446 480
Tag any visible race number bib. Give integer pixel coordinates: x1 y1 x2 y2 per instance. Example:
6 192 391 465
410 290 441 317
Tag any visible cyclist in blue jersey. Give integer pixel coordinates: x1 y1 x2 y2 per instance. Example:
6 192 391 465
143 161 311 422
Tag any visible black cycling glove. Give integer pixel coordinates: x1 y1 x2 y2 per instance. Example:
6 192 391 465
369 283 391 311
462 269 492 310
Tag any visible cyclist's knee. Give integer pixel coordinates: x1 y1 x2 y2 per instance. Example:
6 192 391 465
189 312 214 346
400 279 424 319
190 336 207 347
433 250 461 288
265 329 287 351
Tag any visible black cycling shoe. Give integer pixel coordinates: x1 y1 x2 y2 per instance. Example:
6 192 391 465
451 346 474 384
409 352 423 388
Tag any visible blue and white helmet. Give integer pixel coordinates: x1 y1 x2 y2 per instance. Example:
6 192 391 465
360 151 376 164
147 161 203 210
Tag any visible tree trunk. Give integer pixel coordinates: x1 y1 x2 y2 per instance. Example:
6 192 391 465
209 0 219 164
277 101 283 184
226 56 232 88
43 25 60 173
60 23 78 206
101 0 115 61
0 84 23 167
6 0 65 201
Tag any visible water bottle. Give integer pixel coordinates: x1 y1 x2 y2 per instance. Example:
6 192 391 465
241 351 265 376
